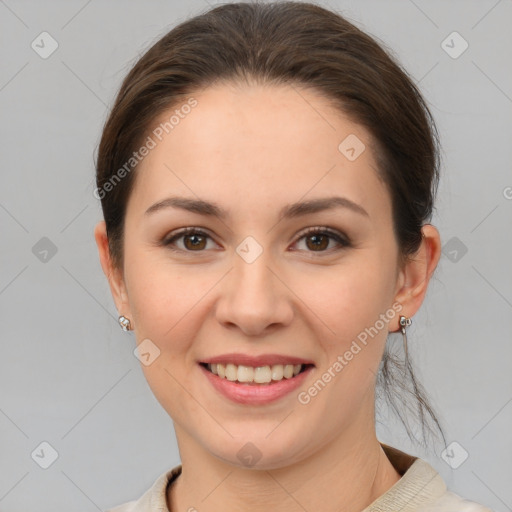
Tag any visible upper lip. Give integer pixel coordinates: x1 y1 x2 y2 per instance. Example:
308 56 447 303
200 353 315 367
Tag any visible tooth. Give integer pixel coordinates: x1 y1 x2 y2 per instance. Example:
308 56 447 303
271 364 284 381
208 362 305 383
237 365 254 382
254 366 272 383
225 363 237 381
283 364 294 379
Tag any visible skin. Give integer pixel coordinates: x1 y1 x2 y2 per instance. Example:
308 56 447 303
95 82 441 512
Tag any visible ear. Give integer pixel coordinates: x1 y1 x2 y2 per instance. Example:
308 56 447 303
392 224 441 330
94 220 132 321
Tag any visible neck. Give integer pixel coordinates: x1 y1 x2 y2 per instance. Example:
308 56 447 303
167 424 402 512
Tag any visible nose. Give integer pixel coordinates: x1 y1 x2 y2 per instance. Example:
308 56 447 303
214 248 294 337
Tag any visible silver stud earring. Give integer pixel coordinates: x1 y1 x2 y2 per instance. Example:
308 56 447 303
118 315 132 331
399 315 411 360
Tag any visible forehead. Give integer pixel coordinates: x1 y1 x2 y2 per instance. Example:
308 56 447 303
128 82 390 222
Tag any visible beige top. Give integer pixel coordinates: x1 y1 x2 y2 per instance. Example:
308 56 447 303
105 443 493 512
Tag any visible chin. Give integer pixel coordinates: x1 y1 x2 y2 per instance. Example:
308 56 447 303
207 433 307 471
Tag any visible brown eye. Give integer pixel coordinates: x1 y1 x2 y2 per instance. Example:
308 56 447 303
304 232 330 251
163 228 213 252
163 226 350 255
183 233 207 250
294 227 350 254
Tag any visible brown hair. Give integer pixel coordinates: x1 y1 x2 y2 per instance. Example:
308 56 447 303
95 0 446 451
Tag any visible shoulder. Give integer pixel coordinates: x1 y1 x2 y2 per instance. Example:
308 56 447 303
104 465 182 512
374 444 494 512
417 489 494 512
105 500 137 512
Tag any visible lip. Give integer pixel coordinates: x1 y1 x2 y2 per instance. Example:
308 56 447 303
200 353 315 367
199 362 314 405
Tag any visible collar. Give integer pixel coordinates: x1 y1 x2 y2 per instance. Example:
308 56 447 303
134 442 446 512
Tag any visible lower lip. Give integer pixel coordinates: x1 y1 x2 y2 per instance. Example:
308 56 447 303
199 364 314 405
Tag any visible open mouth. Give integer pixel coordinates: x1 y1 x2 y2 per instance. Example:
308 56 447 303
200 362 314 385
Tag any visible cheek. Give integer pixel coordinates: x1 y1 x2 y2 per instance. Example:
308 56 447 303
303 256 395 342
301 265 393 410
126 257 207 413
124 245 203 335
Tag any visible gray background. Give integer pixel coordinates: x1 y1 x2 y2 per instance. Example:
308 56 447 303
0 0 511 511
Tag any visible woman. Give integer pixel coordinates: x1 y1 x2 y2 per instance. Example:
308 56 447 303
94 2 492 511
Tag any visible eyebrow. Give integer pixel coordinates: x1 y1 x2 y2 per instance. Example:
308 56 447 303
144 195 369 220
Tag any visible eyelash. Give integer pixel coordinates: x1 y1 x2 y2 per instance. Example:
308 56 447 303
162 226 351 255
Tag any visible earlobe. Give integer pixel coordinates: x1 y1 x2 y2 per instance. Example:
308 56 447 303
392 224 441 328
93 220 131 316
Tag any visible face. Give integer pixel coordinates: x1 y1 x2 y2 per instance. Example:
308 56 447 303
97 82 432 470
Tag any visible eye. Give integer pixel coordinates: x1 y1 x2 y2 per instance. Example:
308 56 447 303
162 226 350 254
292 226 350 254
162 227 216 252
